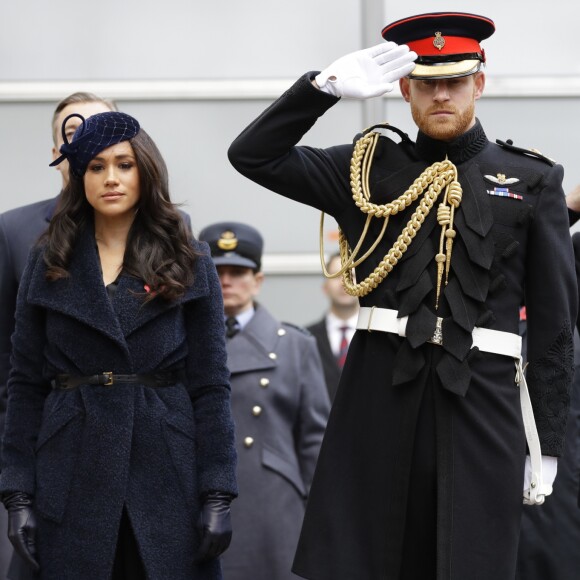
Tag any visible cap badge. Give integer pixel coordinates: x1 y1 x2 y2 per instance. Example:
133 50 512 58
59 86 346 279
217 231 238 251
433 31 445 51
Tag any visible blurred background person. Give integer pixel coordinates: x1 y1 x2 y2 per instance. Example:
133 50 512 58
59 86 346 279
515 214 580 580
199 221 330 580
307 252 359 402
0 91 116 580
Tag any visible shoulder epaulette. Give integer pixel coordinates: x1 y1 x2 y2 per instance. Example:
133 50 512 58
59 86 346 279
496 139 556 166
281 321 312 336
353 122 413 145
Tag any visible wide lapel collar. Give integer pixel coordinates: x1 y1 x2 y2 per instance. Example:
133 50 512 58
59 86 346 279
227 304 278 374
112 249 211 338
27 224 128 351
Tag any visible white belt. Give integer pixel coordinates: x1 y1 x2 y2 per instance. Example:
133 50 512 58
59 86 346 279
356 306 549 505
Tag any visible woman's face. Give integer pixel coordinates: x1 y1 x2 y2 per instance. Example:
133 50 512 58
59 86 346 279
83 141 141 222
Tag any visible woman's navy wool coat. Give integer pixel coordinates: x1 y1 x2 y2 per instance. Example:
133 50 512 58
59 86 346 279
0 227 238 580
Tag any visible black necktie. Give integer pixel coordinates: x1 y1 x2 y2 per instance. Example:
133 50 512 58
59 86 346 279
225 316 240 338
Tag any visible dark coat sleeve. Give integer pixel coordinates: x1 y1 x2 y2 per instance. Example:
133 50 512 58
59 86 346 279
525 164 578 456
572 232 580 333
228 73 354 216
0 214 18 439
0 247 47 495
184 248 238 497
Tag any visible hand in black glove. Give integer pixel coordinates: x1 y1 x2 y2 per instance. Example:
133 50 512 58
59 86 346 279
196 491 233 562
2 491 39 571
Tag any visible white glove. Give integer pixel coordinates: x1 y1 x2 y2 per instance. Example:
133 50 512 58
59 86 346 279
315 42 417 99
523 454 558 505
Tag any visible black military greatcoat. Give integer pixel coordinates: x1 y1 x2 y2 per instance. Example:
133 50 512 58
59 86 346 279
228 73 577 580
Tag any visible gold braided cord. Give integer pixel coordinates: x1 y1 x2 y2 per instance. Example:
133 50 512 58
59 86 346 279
434 178 462 308
319 128 461 299
319 211 389 279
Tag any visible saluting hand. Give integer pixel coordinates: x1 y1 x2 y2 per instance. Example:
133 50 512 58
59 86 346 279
315 42 417 99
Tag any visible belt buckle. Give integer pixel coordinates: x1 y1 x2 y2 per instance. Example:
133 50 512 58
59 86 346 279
428 317 443 346
102 371 114 386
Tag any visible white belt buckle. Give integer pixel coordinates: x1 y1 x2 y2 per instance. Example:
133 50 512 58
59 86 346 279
428 317 443 346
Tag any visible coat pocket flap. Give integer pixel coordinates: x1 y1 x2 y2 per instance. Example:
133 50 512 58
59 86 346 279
36 403 84 451
164 411 195 440
262 444 306 497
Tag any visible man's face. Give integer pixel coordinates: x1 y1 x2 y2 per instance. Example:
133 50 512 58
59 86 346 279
399 72 485 142
52 101 113 187
216 265 264 317
323 256 358 310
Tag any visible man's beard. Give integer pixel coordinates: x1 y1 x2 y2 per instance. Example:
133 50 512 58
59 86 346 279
411 101 475 142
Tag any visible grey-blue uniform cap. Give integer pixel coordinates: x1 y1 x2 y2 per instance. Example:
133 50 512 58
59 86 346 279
50 111 140 177
199 222 264 271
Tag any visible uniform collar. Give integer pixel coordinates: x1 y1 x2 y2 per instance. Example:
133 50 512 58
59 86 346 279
230 306 255 330
415 118 488 164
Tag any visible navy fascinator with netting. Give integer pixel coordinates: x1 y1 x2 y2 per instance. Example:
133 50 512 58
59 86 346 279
50 111 140 177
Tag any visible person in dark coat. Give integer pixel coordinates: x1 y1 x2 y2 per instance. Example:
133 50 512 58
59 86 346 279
0 92 118 580
227 12 577 580
515 231 580 580
307 253 359 401
198 221 330 580
0 111 237 580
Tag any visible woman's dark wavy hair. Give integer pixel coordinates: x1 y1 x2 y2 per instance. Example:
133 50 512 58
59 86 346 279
42 129 198 302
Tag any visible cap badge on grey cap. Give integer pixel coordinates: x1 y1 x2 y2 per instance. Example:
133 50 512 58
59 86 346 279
217 231 238 251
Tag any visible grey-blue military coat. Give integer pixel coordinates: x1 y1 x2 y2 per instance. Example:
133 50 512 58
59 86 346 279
220 304 329 580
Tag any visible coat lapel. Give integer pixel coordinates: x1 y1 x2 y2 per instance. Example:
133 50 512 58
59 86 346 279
227 305 279 374
28 228 212 348
27 225 128 351
111 257 208 339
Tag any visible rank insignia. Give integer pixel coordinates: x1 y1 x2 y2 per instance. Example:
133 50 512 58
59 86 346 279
433 31 445 51
487 187 523 200
217 230 238 250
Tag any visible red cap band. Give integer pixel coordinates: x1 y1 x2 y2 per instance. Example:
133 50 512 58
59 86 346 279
407 36 482 57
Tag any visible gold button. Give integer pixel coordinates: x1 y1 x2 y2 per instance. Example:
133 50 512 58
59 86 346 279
244 437 254 448
269 352 277 360
277 328 286 336
252 405 262 417
260 378 269 388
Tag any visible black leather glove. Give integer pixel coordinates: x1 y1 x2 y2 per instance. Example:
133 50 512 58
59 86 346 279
2 491 39 571
196 491 233 562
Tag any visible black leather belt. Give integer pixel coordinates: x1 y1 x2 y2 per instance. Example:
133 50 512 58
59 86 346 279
51 371 184 390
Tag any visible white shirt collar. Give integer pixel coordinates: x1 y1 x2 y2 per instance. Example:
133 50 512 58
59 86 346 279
226 306 255 331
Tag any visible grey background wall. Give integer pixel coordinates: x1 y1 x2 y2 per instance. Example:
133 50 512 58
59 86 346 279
1 0 578 324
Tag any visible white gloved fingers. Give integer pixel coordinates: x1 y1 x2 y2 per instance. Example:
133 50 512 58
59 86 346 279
316 42 415 99
372 43 413 65
522 455 531 491
381 60 417 84
542 456 558 486
523 454 558 505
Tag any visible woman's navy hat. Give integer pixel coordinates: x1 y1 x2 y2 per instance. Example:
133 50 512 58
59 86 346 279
382 12 495 79
199 222 264 271
50 111 140 177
